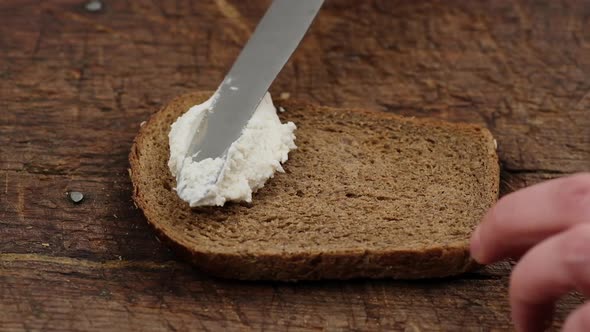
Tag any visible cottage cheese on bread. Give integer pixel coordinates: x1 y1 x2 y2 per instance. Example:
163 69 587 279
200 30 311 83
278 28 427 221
168 93 296 207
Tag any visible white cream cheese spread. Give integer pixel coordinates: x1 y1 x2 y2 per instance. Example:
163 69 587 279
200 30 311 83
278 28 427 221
168 93 296 207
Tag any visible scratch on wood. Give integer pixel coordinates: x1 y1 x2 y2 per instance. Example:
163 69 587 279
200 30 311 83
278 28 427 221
1 173 7 219
17 181 25 221
478 14 516 82
97 46 104 66
0 253 180 270
214 0 250 40
406 321 423 332
32 10 44 59
56 10 126 39
512 1 531 31
129 1 198 41
573 89 590 112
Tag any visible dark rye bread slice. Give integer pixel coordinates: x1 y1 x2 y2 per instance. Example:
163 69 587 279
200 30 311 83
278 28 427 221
129 91 499 281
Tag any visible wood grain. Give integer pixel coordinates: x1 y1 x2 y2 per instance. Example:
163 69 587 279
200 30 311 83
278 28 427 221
1 0 588 330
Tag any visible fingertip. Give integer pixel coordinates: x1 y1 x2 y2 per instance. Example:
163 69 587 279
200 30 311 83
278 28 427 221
562 302 590 332
510 300 555 332
470 226 487 263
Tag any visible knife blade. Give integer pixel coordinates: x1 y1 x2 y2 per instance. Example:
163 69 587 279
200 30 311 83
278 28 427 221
185 0 324 163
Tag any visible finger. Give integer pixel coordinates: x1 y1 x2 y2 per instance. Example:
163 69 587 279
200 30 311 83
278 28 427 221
471 173 590 264
563 301 590 332
509 224 590 332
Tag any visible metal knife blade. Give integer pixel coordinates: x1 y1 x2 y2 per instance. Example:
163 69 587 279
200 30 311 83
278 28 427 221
185 0 324 163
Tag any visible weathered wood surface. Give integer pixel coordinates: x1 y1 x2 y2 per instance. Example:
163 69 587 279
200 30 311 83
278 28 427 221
1 0 588 330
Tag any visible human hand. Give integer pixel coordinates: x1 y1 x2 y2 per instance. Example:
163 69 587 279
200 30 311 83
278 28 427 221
470 173 590 332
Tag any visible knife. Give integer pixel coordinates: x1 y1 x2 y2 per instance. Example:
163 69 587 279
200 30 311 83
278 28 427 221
185 0 324 166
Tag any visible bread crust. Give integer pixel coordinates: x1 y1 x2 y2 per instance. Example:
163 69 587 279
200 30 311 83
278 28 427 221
129 91 499 281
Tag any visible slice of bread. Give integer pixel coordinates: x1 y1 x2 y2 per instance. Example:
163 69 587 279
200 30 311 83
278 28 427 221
129 91 499 281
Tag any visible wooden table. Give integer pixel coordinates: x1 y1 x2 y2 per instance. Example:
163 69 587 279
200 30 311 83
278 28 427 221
1 0 588 330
